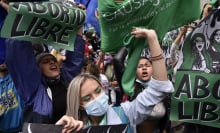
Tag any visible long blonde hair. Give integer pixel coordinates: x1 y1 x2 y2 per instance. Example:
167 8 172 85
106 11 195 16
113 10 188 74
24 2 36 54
66 74 103 122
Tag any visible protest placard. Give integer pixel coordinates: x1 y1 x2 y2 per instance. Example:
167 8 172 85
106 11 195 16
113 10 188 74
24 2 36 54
22 123 128 133
0 1 86 51
170 8 220 128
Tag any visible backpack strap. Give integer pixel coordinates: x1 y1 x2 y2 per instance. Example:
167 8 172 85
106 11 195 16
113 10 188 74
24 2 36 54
112 106 131 133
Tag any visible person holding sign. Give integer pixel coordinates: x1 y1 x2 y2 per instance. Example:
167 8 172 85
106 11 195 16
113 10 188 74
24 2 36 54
56 28 174 133
1 0 86 125
0 60 24 132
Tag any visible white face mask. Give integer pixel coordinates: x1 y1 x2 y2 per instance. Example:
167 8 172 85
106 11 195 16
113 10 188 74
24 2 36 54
83 93 109 116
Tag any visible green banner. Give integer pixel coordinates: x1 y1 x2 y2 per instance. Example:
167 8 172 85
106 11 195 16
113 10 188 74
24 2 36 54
170 71 220 128
0 2 86 51
98 0 200 96
170 8 220 128
98 0 200 53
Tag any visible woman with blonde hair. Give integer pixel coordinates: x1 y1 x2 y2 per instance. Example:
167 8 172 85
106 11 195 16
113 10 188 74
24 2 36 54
56 28 174 133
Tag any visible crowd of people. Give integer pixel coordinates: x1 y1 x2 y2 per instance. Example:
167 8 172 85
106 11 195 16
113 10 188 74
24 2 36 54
0 0 220 133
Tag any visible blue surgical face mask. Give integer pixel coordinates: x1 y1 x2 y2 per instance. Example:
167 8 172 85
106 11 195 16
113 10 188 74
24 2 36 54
83 93 109 116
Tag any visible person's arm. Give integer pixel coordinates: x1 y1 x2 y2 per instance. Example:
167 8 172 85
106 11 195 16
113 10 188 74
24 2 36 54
173 26 187 46
61 32 85 82
131 28 167 81
201 3 212 20
61 26 85 82
0 0 9 12
169 26 187 66
5 39 42 103
113 47 128 90
96 51 104 66
121 28 174 124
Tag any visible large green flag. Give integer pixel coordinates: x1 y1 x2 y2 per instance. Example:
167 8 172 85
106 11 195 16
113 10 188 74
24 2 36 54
98 0 200 96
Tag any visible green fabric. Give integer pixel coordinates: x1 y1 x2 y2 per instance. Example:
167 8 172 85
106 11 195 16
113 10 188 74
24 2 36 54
209 0 218 5
209 0 219 8
1 2 85 51
98 0 200 96
122 36 146 96
170 8 220 128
